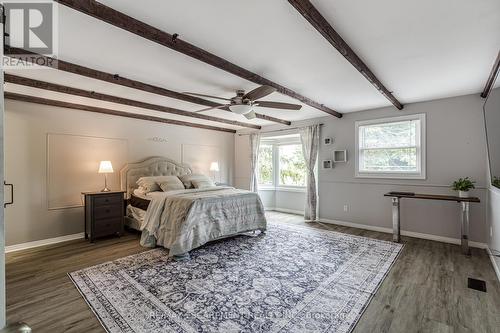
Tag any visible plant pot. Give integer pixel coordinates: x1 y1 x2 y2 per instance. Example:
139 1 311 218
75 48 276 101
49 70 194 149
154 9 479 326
458 190 470 198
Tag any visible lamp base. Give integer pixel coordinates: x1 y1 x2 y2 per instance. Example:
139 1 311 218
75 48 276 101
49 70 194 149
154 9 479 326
101 174 111 192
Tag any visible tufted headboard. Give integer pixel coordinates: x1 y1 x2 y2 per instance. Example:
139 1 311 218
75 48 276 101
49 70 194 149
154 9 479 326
120 156 192 198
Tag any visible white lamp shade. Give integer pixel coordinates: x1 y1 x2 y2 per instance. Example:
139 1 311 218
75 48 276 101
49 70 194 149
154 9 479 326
209 162 220 172
98 161 114 173
229 104 252 115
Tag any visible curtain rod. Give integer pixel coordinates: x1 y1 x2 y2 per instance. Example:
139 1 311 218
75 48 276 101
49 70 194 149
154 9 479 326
237 123 324 136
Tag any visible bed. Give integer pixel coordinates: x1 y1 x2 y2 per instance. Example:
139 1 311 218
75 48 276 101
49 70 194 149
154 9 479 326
120 157 267 258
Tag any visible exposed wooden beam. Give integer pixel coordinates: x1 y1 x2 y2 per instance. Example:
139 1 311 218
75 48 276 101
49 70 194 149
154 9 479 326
54 0 342 118
6 48 291 126
4 92 236 133
288 0 403 110
481 50 500 99
4 74 261 130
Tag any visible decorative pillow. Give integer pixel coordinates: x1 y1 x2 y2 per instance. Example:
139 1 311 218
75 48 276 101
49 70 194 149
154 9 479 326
158 177 185 192
191 178 216 189
136 176 184 193
136 178 160 193
179 174 213 189
133 187 149 198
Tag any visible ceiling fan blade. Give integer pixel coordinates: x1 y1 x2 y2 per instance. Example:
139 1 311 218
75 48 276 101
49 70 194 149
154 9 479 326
243 85 277 101
183 92 232 102
243 110 257 120
194 104 228 113
255 101 302 110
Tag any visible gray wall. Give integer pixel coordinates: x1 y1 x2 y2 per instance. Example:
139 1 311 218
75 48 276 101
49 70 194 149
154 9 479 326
5 100 235 246
0 54 5 328
257 189 305 214
485 87 500 276
487 186 500 275
235 93 489 243
484 88 500 181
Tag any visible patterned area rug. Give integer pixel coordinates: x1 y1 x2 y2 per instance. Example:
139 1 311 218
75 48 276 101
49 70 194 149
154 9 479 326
70 223 402 332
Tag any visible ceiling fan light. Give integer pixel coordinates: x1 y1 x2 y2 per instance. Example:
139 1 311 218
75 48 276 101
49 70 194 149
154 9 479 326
229 104 252 115
244 110 256 120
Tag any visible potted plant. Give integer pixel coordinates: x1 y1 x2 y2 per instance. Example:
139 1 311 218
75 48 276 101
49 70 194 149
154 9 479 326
452 177 476 198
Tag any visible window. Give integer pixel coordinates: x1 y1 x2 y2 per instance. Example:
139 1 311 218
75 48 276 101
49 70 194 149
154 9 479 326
278 144 306 186
258 144 273 185
257 134 307 189
355 114 426 179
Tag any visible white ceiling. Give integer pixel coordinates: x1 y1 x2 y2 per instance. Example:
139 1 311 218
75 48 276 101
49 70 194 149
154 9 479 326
5 0 500 130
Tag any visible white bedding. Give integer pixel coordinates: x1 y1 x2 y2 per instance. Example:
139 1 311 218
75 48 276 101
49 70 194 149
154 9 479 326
127 190 166 229
138 186 267 257
132 188 166 200
127 205 146 223
132 188 148 199
127 190 169 230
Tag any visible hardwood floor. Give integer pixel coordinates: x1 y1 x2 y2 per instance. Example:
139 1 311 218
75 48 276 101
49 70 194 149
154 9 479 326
6 212 500 332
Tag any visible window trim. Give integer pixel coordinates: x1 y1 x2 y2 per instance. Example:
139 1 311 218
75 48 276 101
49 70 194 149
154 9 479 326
355 114 426 179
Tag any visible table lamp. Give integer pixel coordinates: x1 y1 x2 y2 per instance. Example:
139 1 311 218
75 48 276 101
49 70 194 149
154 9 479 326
98 160 114 192
209 162 219 182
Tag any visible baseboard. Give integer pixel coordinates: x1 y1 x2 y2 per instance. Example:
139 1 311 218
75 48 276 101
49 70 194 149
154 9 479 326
265 207 305 216
6 233 85 253
487 247 500 282
318 218 488 249
7 217 487 254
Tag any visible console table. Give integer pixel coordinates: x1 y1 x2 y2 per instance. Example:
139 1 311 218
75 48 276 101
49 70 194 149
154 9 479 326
384 192 480 255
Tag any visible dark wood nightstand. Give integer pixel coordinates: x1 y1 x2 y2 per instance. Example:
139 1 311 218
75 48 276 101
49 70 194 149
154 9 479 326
82 191 125 242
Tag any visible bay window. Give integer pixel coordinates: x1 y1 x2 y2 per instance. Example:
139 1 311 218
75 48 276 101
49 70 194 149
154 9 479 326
257 135 306 189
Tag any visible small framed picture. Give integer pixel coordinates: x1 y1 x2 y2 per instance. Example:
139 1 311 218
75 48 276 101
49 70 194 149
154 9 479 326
324 137 334 145
322 160 333 169
333 150 347 163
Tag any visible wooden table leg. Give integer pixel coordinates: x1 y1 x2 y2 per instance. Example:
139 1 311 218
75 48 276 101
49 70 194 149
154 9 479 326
392 197 401 242
461 202 471 256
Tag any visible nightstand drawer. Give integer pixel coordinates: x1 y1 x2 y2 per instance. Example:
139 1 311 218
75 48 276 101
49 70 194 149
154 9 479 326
93 205 122 219
94 217 122 237
94 194 122 207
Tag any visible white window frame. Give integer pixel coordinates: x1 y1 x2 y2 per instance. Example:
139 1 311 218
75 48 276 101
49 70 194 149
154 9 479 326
258 135 306 191
355 113 426 179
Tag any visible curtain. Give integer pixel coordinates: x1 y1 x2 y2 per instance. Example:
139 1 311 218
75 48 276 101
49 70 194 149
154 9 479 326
299 125 320 221
249 133 261 192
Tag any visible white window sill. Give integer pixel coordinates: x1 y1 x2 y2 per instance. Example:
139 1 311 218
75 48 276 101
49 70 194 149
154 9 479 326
258 186 275 191
490 184 500 195
356 172 426 180
258 186 306 193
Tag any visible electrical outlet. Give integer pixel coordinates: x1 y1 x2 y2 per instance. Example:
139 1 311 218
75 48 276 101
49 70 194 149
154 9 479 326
343 204 349 212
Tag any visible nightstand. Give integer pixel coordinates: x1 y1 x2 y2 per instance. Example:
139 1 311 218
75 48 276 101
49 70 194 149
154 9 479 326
82 191 125 242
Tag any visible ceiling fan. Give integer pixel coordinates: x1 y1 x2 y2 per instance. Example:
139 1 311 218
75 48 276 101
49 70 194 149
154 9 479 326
184 85 302 120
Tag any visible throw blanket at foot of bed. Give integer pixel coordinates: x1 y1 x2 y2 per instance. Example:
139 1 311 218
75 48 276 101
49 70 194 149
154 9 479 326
140 187 267 256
